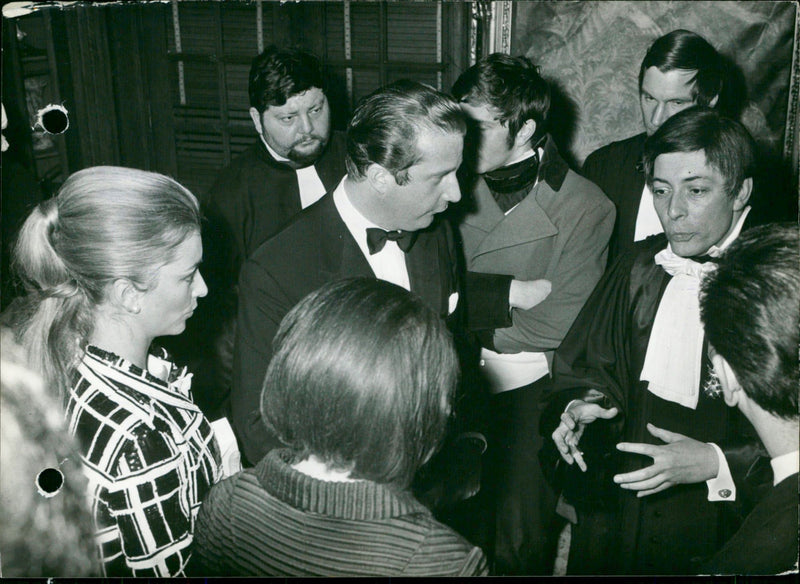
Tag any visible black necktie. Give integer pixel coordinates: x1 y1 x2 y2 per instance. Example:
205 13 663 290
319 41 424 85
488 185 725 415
366 228 417 254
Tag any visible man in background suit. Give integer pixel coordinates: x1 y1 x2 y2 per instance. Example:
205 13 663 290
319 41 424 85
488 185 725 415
582 30 726 263
451 54 615 575
699 223 799 575
187 46 347 418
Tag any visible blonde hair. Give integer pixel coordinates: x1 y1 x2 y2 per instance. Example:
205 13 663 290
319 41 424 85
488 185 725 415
5 166 201 399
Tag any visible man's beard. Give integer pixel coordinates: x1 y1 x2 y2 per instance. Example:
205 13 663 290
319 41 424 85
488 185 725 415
287 136 327 167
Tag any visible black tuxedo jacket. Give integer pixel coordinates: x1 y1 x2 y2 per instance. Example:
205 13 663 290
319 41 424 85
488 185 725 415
581 133 647 265
232 192 460 465
701 471 799 575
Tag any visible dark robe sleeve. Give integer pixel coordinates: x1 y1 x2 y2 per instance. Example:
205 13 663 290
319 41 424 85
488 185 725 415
545 252 639 417
463 271 513 332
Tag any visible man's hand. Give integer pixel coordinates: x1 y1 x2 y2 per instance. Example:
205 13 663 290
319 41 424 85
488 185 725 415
509 278 552 310
552 398 619 472
613 423 719 497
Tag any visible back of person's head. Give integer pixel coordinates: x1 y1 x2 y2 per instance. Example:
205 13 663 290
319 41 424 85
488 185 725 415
639 29 725 108
0 328 98 576
643 106 757 198
6 166 201 399
249 45 324 113
261 278 459 489
345 80 465 185
700 223 799 420
452 53 550 147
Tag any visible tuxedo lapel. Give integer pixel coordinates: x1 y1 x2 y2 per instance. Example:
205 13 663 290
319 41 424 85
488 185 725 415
310 195 451 316
313 195 375 282
405 222 450 317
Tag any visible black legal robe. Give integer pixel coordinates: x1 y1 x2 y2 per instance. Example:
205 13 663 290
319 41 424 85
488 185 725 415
546 233 763 575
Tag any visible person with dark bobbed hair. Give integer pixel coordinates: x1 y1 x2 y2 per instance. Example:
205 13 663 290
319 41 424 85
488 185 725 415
583 29 734 263
642 106 757 204
546 106 770 574
2 166 238 577
698 223 799 575
192 278 488 576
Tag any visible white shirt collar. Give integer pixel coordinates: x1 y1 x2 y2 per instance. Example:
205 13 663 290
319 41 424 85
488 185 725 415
332 178 411 291
260 134 326 208
505 146 541 168
770 450 799 486
634 183 665 242
333 178 383 253
707 206 751 257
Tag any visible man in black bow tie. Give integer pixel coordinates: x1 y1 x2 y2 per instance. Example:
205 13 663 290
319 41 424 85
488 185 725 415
547 106 771 575
232 80 524 470
450 53 614 575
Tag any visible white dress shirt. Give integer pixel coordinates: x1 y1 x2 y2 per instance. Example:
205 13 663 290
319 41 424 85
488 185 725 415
634 183 665 241
771 450 799 486
332 179 411 291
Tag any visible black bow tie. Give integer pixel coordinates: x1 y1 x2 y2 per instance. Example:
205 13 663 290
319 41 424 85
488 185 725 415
366 227 417 254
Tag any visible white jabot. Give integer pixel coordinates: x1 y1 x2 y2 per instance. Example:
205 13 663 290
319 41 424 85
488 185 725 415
333 178 411 291
640 207 751 409
634 183 665 241
262 137 326 208
771 451 799 486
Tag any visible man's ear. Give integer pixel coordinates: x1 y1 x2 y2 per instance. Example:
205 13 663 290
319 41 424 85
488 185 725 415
733 177 753 211
366 163 393 195
514 119 536 149
110 278 145 315
708 94 720 108
249 107 264 135
712 354 742 408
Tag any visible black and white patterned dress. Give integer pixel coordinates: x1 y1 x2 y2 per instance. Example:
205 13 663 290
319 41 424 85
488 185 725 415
65 345 221 577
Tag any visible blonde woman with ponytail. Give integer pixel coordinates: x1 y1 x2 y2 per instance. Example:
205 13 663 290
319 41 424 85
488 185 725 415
3 166 236 577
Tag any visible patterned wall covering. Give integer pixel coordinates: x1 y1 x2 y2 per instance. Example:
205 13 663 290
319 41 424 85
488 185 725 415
511 1 798 170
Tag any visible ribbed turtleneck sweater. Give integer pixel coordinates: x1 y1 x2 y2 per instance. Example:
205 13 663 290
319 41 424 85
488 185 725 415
190 448 488 577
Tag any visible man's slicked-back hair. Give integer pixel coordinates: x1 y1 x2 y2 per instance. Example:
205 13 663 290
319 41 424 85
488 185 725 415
345 80 466 185
643 106 757 198
249 45 324 113
700 223 800 420
639 29 725 107
260 278 459 489
452 53 551 147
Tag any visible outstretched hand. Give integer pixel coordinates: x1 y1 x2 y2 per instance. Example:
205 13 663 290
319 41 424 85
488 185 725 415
613 423 719 497
552 398 619 472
